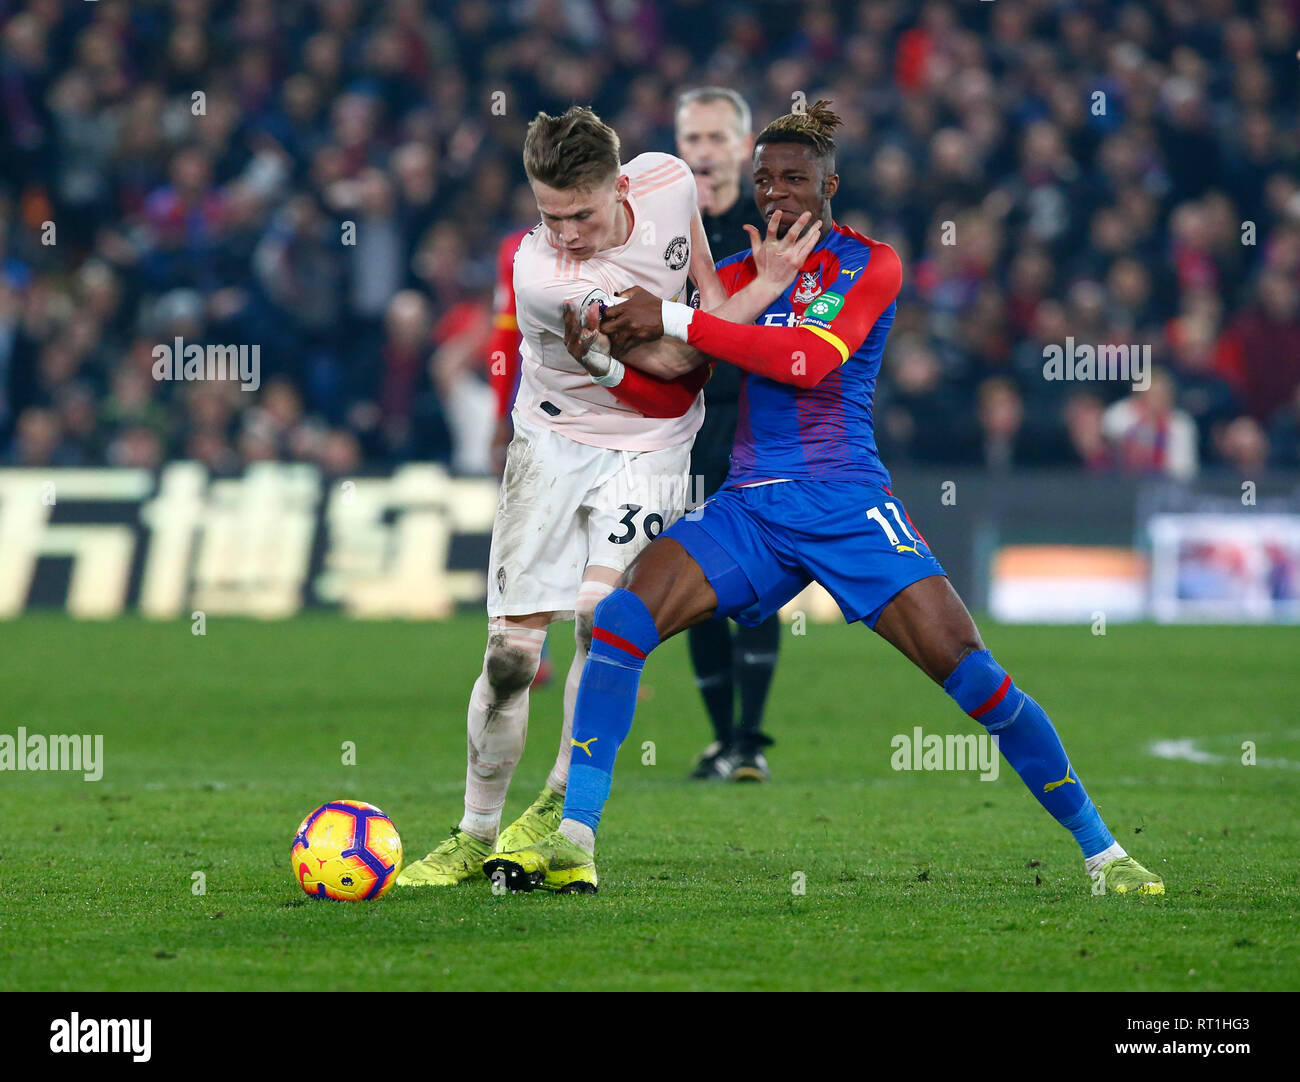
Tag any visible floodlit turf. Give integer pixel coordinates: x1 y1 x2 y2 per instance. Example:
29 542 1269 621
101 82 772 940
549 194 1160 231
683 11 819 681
0 614 1296 991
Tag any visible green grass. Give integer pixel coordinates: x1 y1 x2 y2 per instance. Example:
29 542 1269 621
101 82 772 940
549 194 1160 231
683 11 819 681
0 614 1296 991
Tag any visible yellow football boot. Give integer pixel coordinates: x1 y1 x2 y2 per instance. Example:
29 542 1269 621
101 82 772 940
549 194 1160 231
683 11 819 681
483 829 598 894
1095 856 1165 896
494 785 564 854
396 827 491 887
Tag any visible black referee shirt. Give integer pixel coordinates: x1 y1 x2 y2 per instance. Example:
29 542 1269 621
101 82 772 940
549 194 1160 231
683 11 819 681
696 190 764 406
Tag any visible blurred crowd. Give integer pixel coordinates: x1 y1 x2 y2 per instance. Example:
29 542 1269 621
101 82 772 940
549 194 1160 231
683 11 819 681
0 0 1297 479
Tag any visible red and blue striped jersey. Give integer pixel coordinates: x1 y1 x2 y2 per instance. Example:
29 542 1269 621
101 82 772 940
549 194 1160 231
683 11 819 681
714 222 900 487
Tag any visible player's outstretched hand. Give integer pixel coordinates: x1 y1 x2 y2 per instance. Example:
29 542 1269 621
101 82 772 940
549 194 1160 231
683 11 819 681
746 209 822 291
600 285 665 356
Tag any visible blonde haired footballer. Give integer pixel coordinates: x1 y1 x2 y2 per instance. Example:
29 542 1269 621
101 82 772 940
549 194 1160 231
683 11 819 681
399 106 821 885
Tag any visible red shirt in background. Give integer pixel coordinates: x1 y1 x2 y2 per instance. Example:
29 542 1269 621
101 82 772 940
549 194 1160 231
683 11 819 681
487 228 529 419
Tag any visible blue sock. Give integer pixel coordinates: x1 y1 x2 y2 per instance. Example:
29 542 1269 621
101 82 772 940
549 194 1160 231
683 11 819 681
563 589 661 835
944 649 1115 858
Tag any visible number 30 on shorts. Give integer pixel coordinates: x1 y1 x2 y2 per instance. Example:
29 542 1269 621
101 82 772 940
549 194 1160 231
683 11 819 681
608 503 664 545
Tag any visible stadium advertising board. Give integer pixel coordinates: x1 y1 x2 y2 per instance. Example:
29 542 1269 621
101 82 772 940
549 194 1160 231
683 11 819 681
4 466 1297 624
0 464 495 620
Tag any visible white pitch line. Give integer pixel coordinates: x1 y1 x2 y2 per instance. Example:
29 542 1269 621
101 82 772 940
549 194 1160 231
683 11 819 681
1150 738 1300 770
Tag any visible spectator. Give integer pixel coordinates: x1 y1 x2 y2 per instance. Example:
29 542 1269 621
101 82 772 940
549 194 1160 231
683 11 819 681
879 336 978 466
1063 391 1115 473
108 424 164 470
0 0 1293 478
430 296 494 476
11 407 66 466
1215 415 1270 476
1218 272 1300 425
1166 306 1242 465
1267 386 1300 469
976 377 1024 472
1102 368 1199 481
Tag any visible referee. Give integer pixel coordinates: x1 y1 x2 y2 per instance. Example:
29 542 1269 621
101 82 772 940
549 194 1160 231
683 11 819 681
675 87 780 782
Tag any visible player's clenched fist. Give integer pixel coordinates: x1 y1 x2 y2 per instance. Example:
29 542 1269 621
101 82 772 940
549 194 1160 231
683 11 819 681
560 297 619 379
599 285 665 356
561 298 600 360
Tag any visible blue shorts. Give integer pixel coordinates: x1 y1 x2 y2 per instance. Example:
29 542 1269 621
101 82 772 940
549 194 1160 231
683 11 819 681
665 480 946 628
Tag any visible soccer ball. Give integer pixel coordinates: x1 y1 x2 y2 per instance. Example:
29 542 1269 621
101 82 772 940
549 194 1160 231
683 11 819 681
291 799 403 901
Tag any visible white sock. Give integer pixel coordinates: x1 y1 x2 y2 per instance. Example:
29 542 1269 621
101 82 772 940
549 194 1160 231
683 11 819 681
559 817 595 853
546 580 614 795
1084 841 1127 877
460 623 546 844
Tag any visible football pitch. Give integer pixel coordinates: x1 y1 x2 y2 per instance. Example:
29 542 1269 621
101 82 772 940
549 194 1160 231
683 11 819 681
1 614 1296 992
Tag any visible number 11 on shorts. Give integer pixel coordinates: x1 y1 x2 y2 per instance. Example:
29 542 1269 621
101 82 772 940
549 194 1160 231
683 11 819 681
866 502 920 553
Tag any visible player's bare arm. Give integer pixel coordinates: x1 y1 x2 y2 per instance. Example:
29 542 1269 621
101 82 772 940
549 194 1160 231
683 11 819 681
688 206 822 322
595 285 668 358
560 298 703 381
595 135 879 387
603 236 902 390
576 208 822 379
688 208 727 311
561 206 821 369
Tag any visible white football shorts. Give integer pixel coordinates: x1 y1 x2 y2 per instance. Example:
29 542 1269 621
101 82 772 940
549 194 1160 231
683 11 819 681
486 415 693 621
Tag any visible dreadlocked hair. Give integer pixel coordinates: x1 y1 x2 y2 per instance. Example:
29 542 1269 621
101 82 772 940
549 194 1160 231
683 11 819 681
755 99 842 164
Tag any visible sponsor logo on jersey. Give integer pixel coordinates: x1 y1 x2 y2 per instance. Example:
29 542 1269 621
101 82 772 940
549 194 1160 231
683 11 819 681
496 567 507 593
792 271 821 304
578 287 613 311
841 266 863 280
664 235 689 270
804 291 845 321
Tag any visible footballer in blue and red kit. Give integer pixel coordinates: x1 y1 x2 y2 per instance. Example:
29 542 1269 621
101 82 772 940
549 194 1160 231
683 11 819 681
673 221 947 629
483 100 1164 899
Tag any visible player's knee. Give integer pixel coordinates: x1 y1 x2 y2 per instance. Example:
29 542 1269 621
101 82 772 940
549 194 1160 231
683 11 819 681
574 582 614 655
483 637 541 697
946 638 985 679
574 608 595 654
591 587 662 654
592 590 620 631
592 587 639 629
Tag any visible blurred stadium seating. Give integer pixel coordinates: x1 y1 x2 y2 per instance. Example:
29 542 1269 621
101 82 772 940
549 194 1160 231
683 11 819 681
0 0 1297 481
